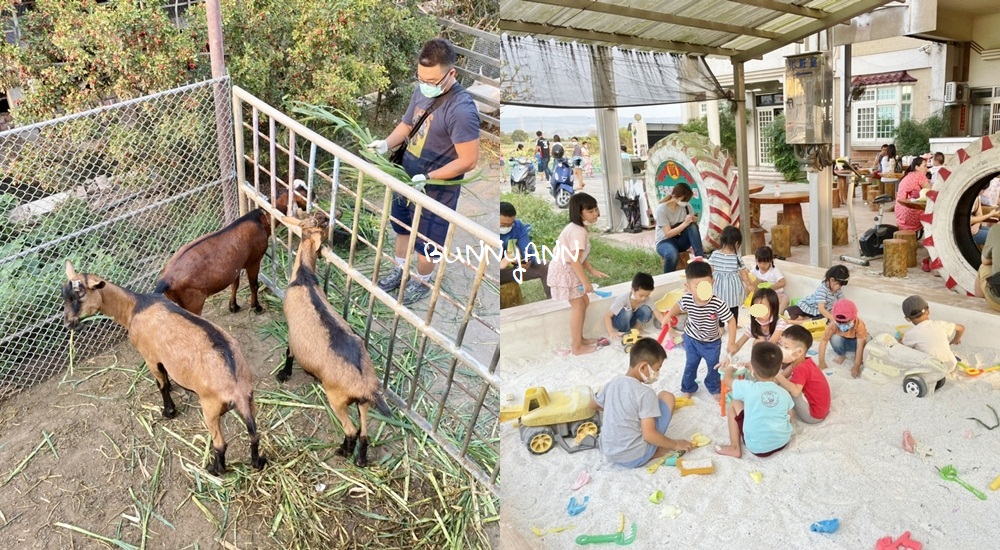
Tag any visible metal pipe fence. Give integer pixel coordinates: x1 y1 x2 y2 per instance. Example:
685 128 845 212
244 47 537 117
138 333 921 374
231 86 501 493
0 77 237 397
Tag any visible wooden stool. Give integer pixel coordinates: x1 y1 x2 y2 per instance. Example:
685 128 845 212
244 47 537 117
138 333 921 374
500 282 524 309
676 251 690 270
832 216 849 246
883 239 908 277
832 185 841 208
776 212 784 226
868 189 880 211
750 227 766 251
750 201 761 227
893 230 918 267
771 224 791 258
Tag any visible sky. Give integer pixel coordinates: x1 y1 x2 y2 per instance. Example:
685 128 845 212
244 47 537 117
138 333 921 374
499 104 686 135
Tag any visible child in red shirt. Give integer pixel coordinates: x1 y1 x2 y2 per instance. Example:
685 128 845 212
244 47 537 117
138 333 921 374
776 325 830 424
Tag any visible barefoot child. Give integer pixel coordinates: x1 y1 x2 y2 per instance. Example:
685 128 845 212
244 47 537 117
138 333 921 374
899 295 965 374
590 338 695 467
715 341 793 459
604 272 665 343
750 246 789 315
733 288 788 351
818 299 868 378
775 325 830 424
546 193 609 355
662 261 738 397
787 264 850 322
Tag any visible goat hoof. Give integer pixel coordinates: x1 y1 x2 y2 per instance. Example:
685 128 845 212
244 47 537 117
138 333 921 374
207 464 225 476
354 454 368 467
162 407 178 419
276 371 290 383
252 304 264 315
229 303 241 313
335 446 350 457
253 456 268 470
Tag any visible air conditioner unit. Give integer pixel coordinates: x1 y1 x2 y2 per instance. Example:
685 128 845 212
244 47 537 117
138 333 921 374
944 81 968 104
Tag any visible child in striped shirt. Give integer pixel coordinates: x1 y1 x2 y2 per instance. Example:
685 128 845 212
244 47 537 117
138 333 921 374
787 264 850 323
707 226 754 322
661 261 739 398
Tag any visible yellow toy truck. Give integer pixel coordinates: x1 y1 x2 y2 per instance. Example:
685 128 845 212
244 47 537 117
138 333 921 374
500 386 600 455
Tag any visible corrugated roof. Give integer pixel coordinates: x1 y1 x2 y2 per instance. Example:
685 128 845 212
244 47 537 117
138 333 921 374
500 0 896 61
852 70 918 86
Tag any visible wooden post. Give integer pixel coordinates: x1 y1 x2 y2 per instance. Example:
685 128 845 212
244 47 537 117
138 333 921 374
676 251 690 270
894 230 918 267
883 239 908 277
751 201 760 227
868 189 880 211
500 282 524 309
832 184 841 208
832 216 849 246
750 227 766 251
771 225 791 258
776 212 784 226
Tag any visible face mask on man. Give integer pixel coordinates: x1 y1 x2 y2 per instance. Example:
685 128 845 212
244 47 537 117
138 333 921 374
419 71 451 98
499 226 512 235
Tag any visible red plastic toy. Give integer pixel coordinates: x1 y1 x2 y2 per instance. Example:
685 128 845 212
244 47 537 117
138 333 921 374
875 531 922 550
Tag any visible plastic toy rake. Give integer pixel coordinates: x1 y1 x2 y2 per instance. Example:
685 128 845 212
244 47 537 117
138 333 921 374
937 465 987 500
576 523 637 546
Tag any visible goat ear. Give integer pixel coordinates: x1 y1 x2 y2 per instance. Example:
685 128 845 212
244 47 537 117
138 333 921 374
65 260 77 279
91 280 106 290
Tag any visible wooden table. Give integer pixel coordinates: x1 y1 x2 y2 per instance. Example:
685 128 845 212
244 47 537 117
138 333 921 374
899 199 927 211
749 191 810 245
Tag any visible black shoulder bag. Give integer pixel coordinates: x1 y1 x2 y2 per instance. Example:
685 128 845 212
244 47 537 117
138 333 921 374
388 89 453 166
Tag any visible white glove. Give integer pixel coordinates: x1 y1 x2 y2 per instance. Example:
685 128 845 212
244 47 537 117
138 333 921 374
367 140 389 155
410 174 427 191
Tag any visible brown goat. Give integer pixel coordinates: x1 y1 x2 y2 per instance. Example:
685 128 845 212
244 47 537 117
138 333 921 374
155 183 308 315
277 214 391 466
62 261 267 475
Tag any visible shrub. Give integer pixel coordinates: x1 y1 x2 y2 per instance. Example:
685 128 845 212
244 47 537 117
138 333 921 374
767 115 803 182
894 111 948 157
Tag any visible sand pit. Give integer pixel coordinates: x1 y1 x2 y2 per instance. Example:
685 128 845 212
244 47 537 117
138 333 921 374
500 320 1000 549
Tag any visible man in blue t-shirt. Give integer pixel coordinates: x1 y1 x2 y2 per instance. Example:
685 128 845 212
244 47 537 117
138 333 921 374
367 39 481 305
499 201 550 299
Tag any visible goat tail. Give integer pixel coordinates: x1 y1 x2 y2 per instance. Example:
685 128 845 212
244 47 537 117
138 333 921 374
370 391 391 417
153 280 170 294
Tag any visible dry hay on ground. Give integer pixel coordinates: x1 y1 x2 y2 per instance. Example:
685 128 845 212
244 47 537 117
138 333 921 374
0 290 497 549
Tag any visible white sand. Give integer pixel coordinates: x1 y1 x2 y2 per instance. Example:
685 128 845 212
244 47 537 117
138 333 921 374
500 320 1000 549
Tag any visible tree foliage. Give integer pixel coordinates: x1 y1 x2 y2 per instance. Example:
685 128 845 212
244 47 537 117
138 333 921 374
766 114 804 182
679 108 737 161
185 0 437 116
510 129 530 143
894 111 949 157
0 0 203 123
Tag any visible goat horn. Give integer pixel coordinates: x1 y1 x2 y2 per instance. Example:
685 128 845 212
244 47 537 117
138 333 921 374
65 260 77 279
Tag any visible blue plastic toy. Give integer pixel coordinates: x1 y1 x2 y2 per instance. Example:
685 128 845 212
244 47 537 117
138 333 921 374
810 518 840 533
567 496 590 516
578 285 612 298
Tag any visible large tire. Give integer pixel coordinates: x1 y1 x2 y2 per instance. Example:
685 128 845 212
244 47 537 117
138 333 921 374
922 132 1000 295
645 133 739 252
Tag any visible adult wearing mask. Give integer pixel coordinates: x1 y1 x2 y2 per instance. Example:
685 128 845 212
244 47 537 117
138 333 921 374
499 202 551 298
895 156 930 234
368 38 480 305
655 183 704 273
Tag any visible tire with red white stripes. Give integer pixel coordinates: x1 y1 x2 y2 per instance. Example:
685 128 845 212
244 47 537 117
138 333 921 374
921 132 1000 295
645 133 739 252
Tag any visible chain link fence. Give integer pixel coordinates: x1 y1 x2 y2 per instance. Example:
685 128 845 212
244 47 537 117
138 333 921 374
0 77 236 398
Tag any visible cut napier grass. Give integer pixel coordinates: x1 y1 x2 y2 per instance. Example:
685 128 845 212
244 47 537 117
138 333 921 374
291 103 484 188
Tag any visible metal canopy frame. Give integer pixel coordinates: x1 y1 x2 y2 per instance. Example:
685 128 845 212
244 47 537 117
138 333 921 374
500 0 894 259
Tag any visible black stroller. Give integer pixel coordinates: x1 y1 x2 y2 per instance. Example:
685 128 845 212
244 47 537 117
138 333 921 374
615 190 642 234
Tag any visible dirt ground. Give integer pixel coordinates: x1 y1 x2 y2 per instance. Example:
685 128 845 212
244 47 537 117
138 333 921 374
0 285 494 549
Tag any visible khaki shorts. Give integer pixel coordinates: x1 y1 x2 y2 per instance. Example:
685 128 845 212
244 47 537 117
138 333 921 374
978 264 1000 312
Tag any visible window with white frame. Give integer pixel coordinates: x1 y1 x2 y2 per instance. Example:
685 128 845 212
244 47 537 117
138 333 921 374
699 102 707 116
970 87 1000 136
852 84 913 145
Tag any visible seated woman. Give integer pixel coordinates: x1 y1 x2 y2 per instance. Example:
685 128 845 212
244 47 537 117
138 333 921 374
975 223 1000 312
895 156 931 234
971 179 999 247
654 183 704 273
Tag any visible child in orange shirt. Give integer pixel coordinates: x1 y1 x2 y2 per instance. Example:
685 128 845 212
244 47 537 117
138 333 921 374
818 299 868 378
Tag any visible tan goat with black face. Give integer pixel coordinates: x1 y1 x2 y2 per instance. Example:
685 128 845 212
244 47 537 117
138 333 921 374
277 214 391 466
62 261 267 475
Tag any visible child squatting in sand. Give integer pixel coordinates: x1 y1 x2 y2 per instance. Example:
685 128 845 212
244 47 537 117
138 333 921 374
590 337 694 468
715 341 794 459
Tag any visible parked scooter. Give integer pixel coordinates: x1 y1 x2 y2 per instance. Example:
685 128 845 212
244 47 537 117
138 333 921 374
550 158 575 209
508 156 536 194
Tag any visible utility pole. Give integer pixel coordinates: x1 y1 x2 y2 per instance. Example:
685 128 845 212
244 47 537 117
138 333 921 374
206 0 237 223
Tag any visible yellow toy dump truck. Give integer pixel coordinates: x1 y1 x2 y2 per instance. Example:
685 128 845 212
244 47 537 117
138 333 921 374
500 386 600 455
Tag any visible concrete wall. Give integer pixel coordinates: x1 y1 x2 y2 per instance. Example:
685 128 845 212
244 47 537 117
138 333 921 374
500 259 1000 362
